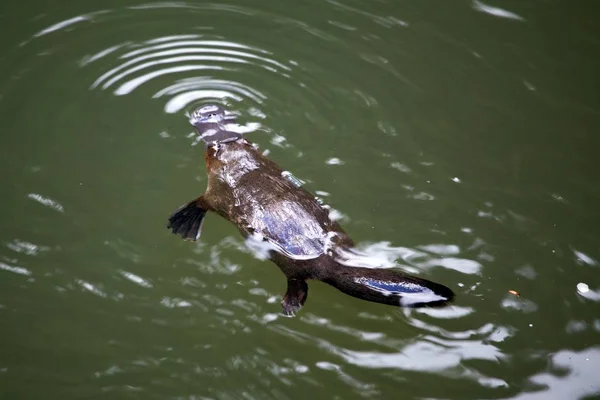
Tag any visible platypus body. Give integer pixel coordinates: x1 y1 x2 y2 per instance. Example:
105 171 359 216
168 105 454 315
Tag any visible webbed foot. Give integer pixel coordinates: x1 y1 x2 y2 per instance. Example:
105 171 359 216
281 279 308 316
168 196 211 241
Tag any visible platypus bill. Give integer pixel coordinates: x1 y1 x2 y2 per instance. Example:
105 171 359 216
168 104 454 315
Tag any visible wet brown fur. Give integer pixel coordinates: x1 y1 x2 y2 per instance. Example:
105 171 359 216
169 137 454 314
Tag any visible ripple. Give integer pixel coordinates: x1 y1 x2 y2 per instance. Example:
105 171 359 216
155 77 266 114
160 297 192 308
423 257 482 275
119 270 153 288
576 283 600 302
419 244 460 256
272 315 509 390
572 248 598 266
84 33 294 118
336 338 504 371
335 240 482 275
76 279 107 298
500 296 539 313
64 1 419 152
27 193 65 213
6 240 50 256
33 10 110 38
325 157 344 165
0 262 31 276
315 361 378 395
504 347 600 399
472 1 525 22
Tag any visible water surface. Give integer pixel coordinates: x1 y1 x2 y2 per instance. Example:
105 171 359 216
1 0 600 399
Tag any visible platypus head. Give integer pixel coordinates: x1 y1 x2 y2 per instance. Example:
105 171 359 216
189 104 241 145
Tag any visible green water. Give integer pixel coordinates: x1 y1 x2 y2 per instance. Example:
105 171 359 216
1 0 600 398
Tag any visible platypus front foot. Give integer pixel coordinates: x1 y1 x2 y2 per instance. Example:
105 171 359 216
281 279 308 316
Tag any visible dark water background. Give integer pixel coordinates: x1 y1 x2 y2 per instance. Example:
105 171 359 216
1 0 600 398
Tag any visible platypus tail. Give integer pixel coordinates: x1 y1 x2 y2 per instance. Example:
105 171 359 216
323 266 454 308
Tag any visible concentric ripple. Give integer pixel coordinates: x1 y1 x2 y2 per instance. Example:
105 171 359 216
84 34 294 116
70 2 417 152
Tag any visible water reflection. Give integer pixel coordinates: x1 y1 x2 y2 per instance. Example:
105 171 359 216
119 270 153 288
270 307 510 389
0 262 32 276
33 11 110 38
472 1 525 22
334 241 482 275
505 347 600 399
27 193 65 212
6 239 50 256
576 283 600 302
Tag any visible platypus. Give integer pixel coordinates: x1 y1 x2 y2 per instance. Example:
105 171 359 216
168 105 454 315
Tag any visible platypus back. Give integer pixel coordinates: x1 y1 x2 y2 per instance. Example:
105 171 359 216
169 104 455 316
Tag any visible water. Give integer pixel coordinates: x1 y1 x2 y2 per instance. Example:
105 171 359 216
1 0 600 398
